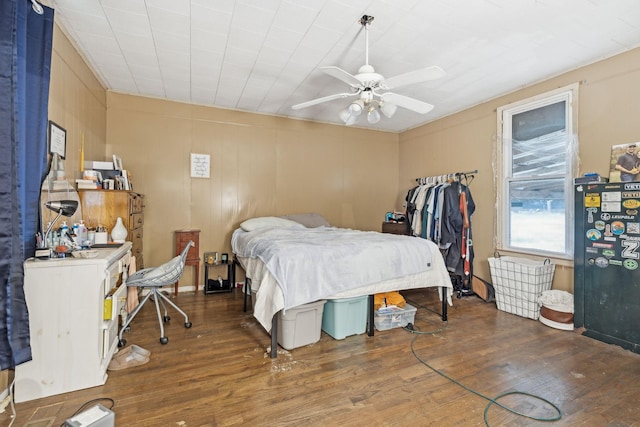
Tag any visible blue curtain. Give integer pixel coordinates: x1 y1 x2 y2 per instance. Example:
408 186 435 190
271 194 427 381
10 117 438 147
0 0 53 370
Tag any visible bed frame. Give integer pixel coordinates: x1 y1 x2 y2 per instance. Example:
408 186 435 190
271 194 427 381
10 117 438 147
235 257 449 358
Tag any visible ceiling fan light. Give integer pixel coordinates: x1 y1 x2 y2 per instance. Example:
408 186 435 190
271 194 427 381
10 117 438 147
367 107 381 124
380 102 397 118
348 100 364 116
339 108 357 126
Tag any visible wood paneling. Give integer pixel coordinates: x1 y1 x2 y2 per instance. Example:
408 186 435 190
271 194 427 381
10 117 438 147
105 92 400 272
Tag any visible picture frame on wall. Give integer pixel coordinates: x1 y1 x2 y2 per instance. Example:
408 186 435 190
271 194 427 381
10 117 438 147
609 142 640 183
48 121 66 159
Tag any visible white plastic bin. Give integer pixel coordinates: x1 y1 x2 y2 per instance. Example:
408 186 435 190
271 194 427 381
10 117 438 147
277 300 326 350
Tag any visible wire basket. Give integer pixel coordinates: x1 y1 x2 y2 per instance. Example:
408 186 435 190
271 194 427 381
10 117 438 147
488 256 555 320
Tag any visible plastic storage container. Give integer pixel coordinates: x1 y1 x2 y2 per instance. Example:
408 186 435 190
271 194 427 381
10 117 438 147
488 256 555 320
277 300 326 350
374 304 417 331
321 296 368 340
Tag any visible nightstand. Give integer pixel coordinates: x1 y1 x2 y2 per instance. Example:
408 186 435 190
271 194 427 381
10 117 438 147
174 229 200 295
203 254 233 294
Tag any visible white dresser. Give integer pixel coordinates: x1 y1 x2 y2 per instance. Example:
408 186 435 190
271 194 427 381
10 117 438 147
15 243 132 403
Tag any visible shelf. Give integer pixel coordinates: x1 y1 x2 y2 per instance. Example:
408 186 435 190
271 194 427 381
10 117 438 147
204 261 233 294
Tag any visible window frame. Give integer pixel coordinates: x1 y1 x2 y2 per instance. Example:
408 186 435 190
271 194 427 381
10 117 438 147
496 83 579 260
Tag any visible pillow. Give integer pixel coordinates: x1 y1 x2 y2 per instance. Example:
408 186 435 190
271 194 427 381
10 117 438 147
240 216 304 232
280 213 331 228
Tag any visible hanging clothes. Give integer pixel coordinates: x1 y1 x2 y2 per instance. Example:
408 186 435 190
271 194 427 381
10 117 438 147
404 172 476 297
440 181 475 278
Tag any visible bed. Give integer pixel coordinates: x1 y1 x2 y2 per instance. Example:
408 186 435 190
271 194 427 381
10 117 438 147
231 215 453 357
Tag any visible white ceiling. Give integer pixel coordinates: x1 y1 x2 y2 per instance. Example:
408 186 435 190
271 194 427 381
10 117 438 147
41 0 640 133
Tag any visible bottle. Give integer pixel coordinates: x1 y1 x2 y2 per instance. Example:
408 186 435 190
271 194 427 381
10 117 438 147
111 217 128 243
60 221 69 237
78 219 88 242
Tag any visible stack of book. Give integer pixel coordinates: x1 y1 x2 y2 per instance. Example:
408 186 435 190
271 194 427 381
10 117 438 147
51 179 71 191
75 178 101 190
76 169 104 190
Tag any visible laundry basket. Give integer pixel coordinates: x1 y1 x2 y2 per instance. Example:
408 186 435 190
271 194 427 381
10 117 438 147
488 256 555 320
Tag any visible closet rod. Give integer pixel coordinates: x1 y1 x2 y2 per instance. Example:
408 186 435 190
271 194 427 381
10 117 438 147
415 169 478 184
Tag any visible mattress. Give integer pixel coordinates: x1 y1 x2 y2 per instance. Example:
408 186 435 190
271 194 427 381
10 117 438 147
232 225 453 332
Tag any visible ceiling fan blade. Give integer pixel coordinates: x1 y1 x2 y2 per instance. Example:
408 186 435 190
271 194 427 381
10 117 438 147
382 66 445 90
382 92 434 114
292 92 357 110
319 66 362 88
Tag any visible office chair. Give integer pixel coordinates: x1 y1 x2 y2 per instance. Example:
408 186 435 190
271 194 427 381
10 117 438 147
118 241 193 345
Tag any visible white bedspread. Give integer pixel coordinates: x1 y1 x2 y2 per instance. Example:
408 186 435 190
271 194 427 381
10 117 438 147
232 226 452 331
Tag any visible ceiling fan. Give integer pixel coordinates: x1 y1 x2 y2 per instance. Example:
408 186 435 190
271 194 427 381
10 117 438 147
292 15 445 126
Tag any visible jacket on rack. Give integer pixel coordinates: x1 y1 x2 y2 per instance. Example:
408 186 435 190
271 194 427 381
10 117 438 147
405 181 475 278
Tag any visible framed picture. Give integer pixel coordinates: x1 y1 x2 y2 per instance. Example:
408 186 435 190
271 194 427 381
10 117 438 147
609 142 640 183
49 121 66 158
190 153 211 178
112 154 123 171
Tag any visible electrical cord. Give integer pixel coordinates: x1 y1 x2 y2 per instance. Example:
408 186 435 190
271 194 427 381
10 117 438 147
403 299 562 426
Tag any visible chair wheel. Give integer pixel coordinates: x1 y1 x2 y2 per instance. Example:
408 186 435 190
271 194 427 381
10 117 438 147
163 315 170 322
118 339 127 347
160 337 168 345
185 321 192 328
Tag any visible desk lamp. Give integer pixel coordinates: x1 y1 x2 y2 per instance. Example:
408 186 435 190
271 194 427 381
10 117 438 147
35 200 78 259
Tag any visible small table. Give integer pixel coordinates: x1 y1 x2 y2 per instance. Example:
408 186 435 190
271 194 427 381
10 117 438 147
203 255 234 294
174 229 200 295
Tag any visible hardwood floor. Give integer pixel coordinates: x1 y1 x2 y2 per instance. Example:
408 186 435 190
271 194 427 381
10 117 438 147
3 287 639 426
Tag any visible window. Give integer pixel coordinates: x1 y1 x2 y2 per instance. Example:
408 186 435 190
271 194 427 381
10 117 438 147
497 84 578 259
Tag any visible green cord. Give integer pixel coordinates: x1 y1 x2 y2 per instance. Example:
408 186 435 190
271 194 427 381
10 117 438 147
404 299 563 426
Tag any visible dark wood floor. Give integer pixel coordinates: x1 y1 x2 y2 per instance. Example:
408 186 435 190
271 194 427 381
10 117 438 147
3 287 639 427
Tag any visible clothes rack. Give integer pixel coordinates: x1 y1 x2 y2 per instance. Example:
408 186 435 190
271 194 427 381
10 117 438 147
415 169 478 185
406 169 478 298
